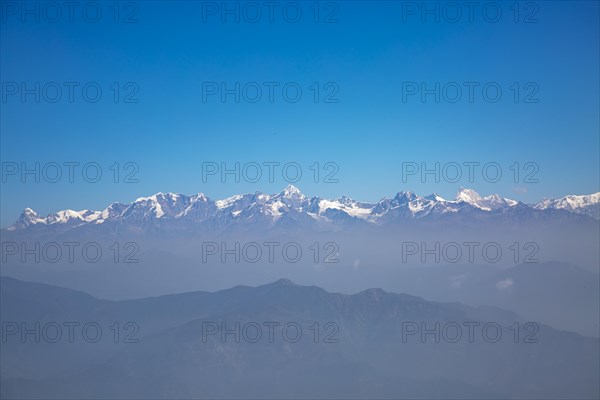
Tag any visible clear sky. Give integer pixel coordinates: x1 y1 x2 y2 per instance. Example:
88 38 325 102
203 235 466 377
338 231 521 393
1 0 599 225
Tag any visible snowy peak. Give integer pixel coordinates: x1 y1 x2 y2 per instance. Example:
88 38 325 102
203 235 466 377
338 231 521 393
277 184 305 200
534 192 600 218
125 192 215 221
336 195 355 206
100 202 129 221
456 188 483 203
11 208 104 230
317 197 374 220
455 188 516 211
215 194 245 210
23 207 37 216
46 209 101 225
21 208 41 221
371 191 431 218
267 185 310 216
534 192 600 209
424 193 446 202
394 191 418 203
9 208 45 230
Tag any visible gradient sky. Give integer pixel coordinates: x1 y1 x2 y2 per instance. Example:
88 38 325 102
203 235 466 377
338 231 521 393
1 0 599 225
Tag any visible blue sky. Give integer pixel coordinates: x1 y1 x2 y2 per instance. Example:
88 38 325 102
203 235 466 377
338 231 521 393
1 0 599 225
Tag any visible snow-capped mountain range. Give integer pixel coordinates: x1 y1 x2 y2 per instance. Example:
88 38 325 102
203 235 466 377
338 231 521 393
6 186 599 232
533 192 600 219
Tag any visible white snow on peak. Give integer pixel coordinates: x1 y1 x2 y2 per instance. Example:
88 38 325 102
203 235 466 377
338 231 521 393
455 188 516 211
318 199 373 219
456 188 483 204
153 202 165 218
533 192 599 218
43 209 102 225
132 193 171 218
256 193 270 202
216 194 244 209
425 193 446 202
280 184 304 198
15 208 46 227
80 210 102 222
269 200 285 218
408 200 426 213
534 193 600 210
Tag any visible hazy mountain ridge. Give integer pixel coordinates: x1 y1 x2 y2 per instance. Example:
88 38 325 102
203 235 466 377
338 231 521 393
1 277 598 399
